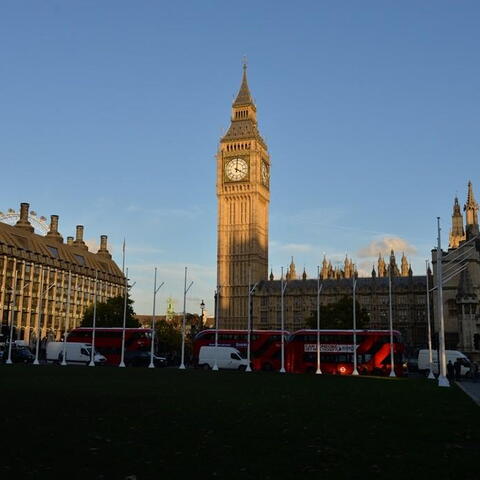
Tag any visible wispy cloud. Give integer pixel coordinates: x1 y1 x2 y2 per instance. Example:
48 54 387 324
274 242 314 253
357 236 417 258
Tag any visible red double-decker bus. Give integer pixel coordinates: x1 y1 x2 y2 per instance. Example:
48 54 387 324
67 328 152 366
193 329 289 371
286 329 406 376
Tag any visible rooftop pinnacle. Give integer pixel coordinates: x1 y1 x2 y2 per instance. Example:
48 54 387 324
233 62 254 106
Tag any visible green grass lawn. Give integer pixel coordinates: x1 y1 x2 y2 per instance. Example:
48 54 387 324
1 367 479 480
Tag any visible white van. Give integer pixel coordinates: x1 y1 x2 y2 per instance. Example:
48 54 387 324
418 349 471 376
198 346 249 371
46 342 106 365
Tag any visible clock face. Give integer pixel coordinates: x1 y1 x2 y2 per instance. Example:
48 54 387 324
225 158 248 181
261 161 270 187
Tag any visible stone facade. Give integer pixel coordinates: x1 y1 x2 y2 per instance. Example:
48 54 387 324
216 64 270 328
432 182 480 360
253 257 430 352
0 203 125 345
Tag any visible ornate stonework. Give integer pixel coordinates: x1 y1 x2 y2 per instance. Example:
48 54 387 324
216 65 270 328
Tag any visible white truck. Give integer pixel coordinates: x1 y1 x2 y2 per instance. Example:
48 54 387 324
46 342 106 365
417 349 471 376
198 346 249 371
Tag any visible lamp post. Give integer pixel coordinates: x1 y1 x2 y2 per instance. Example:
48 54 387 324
33 267 45 365
149 267 164 369
280 266 287 373
213 286 221 371
179 266 193 370
352 274 359 375
200 300 205 327
316 265 323 374
425 260 435 379
388 265 396 377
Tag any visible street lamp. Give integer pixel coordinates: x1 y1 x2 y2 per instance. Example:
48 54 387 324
179 266 193 370
200 300 205 327
149 267 164 369
280 266 287 373
352 273 359 376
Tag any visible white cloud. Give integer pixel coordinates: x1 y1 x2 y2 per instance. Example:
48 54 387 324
275 242 314 253
357 236 417 258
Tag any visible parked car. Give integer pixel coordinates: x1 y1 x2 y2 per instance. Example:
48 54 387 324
46 342 106 365
10 345 35 363
418 349 471 376
198 346 249 370
124 350 167 367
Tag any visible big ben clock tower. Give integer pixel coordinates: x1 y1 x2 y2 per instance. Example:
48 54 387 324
217 64 270 328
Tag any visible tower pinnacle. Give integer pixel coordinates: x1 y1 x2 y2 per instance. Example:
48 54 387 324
449 196 465 248
464 181 479 239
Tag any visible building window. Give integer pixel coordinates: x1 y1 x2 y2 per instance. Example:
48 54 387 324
74 254 85 266
47 246 59 258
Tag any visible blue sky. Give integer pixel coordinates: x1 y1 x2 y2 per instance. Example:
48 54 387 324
1 1 479 315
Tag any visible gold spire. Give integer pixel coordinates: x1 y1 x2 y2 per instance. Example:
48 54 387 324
449 195 465 248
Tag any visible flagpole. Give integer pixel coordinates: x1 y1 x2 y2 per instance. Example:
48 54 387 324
149 267 164 368
316 265 323 374
89 270 98 367
280 266 287 373
388 264 396 377
352 274 359 375
33 266 44 365
5 266 18 365
436 217 450 387
61 271 72 366
119 268 128 367
425 260 435 379
180 267 193 370
213 286 220 371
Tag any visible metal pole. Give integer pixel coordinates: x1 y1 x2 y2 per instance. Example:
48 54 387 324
33 266 44 365
180 267 193 370
436 217 450 387
213 286 220 371
352 275 359 375
61 271 72 366
119 268 128 367
388 265 396 377
6 266 18 365
246 278 258 373
89 270 98 367
280 266 286 373
316 265 322 374
425 260 435 379
149 268 164 369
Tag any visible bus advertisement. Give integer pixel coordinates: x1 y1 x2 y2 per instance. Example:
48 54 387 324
193 329 289 371
286 329 406 376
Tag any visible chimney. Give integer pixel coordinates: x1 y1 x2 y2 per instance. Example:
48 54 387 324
97 235 112 259
46 215 63 243
67 236 74 246
15 202 34 233
73 225 88 250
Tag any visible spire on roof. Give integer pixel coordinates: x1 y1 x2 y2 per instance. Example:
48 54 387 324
450 195 466 248
464 180 479 239
233 60 254 106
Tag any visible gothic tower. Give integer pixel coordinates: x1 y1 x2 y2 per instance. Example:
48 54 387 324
449 196 466 248
216 64 270 328
464 181 479 240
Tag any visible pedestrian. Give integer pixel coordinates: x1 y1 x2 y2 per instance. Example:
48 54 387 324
454 358 462 381
472 362 479 383
447 360 454 381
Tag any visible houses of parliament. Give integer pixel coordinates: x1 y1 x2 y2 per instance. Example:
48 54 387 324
216 66 480 356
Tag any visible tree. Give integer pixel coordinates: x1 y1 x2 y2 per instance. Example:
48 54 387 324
154 319 182 354
306 296 369 330
80 295 139 328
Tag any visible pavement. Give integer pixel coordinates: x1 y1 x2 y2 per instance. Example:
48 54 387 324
456 379 480 406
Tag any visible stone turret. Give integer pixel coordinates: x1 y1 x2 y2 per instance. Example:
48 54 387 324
464 181 479 240
449 196 466 248
401 252 409 277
